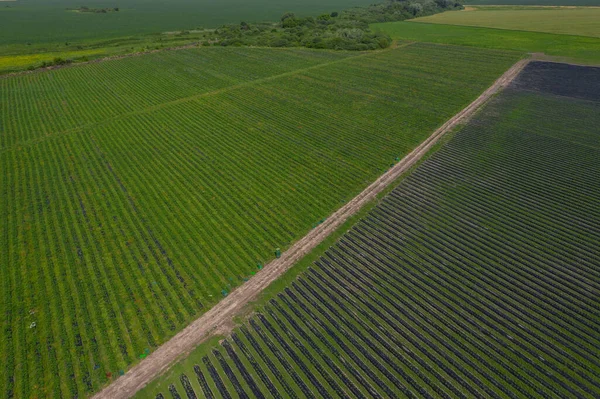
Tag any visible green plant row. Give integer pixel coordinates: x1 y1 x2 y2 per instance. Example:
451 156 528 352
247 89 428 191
0 43 521 398
138 62 600 399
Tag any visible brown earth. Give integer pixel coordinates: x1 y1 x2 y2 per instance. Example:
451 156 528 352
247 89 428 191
92 57 531 399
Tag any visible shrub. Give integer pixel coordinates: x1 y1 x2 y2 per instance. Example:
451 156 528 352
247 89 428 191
270 38 289 47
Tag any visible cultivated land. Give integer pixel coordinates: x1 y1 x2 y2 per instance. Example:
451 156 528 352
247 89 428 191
0 0 382 74
372 21 600 64
414 6 600 37
137 61 600 399
0 0 373 46
0 0 462 75
0 43 522 398
94 56 531 399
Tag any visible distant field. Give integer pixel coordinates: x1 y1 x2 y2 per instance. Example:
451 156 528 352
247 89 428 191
0 43 521 398
372 21 600 64
467 0 600 4
414 7 600 37
136 61 600 399
0 0 373 47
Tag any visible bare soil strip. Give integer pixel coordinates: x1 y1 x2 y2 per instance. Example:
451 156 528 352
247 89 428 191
92 57 530 399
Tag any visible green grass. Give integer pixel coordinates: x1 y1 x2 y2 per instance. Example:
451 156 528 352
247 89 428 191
0 43 522 398
372 21 600 64
134 61 600 399
413 6 600 37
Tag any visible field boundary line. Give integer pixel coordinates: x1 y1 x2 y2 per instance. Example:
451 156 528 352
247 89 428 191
1 44 415 155
92 57 530 399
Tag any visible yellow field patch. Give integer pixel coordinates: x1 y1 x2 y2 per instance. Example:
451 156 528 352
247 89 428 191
0 49 106 71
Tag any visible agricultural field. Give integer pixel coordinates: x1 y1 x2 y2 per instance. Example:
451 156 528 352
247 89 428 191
0 0 460 75
137 61 600 399
0 43 523 398
0 0 373 46
372 21 600 64
413 6 600 37
0 0 384 74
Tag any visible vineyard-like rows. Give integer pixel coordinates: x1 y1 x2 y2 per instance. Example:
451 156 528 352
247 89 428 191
0 43 521 398
140 62 600 399
0 47 357 150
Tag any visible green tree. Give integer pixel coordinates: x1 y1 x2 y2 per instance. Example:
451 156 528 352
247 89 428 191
408 3 423 15
280 12 295 22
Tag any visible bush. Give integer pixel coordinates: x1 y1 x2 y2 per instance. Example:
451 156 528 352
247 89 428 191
220 38 244 47
377 37 390 48
280 12 295 22
336 28 364 40
270 38 289 47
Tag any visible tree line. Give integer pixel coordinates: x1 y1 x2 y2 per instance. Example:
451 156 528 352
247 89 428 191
202 0 462 51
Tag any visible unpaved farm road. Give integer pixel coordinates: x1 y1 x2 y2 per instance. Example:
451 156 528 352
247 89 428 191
93 57 530 399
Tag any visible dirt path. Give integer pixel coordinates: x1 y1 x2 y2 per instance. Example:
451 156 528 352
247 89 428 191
92 57 530 399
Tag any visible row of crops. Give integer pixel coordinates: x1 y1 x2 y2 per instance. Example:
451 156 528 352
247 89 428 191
141 62 600 398
0 47 357 150
0 43 522 398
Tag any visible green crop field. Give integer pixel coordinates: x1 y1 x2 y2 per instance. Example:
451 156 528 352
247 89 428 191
0 0 462 75
0 0 378 73
0 0 373 47
136 61 600 399
0 43 522 398
414 6 600 37
372 21 600 64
